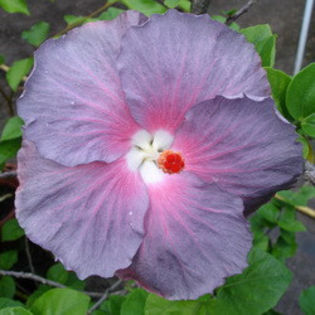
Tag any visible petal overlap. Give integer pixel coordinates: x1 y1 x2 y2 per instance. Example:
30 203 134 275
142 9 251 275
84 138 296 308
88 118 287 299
118 172 251 300
18 11 147 167
15 141 149 279
118 9 270 132
14 9 304 301
173 96 303 210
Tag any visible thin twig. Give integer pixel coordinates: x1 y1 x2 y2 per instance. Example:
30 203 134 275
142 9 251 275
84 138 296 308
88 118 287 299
0 171 17 179
24 237 35 274
225 0 255 25
54 0 118 37
87 279 123 314
0 84 14 116
0 270 105 298
275 193 315 219
191 0 211 14
0 193 13 203
0 85 10 102
0 64 9 72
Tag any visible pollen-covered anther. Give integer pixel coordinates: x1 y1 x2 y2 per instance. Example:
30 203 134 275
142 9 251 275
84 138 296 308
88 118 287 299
158 150 185 174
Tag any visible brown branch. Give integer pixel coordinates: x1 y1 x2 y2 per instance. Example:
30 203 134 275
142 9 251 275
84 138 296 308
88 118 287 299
25 237 35 274
191 0 211 14
0 84 14 116
87 279 123 314
226 0 255 25
0 270 106 298
54 0 118 37
0 171 17 179
0 193 13 203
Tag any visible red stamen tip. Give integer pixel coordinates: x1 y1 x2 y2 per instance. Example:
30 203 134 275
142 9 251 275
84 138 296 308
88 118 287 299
158 150 185 174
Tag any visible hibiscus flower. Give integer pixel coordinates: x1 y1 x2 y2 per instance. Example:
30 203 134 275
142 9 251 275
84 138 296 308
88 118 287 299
15 10 303 300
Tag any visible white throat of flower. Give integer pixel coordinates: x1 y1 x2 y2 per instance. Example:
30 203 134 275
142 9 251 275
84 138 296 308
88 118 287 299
126 129 174 184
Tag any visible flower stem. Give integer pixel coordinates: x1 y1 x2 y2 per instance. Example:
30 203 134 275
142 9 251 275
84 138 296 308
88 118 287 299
274 193 315 219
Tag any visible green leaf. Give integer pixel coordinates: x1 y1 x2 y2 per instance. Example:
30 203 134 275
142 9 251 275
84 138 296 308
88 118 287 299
30 288 90 315
286 63 315 120
64 15 84 24
1 219 25 242
0 307 32 315
265 67 292 120
272 230 297 261
0 298 23 309
0 138 22 167
241 25 276 67
253 234 269 251
0 277 15 299
145 294 210 315
298 136 310 159
99 295 126 315
22 22 50 47
0 56 4 64
65 273 85 290
258 203 279 223
121 0 167 16
121 289 148 315
229 22 240 31
277 206 306 232
26 286 50 308
63 15 98 25
278 186 315 207
177 0 190 11
259 35 276 67
241 24 273 43
250 212 270 238
0 0 29 15
6 58 33 92
299 286 315 315
210 15 240 31
98 8 124 20
0 251 18 270
46 263 69 285
302 113 315 137
164 0 179 8
46 264 84 290
211 15 226 23
207 248 292 315
221 9 237 16
1 117 24 141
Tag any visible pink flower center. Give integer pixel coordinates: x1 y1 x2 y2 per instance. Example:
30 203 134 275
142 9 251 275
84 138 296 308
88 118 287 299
158 150 185 174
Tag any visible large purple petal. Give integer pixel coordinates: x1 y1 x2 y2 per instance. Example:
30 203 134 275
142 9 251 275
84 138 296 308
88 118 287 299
18 12 147 167
15 141 149 278
173 96 303 210
117 172 251 300
118 9 269 133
